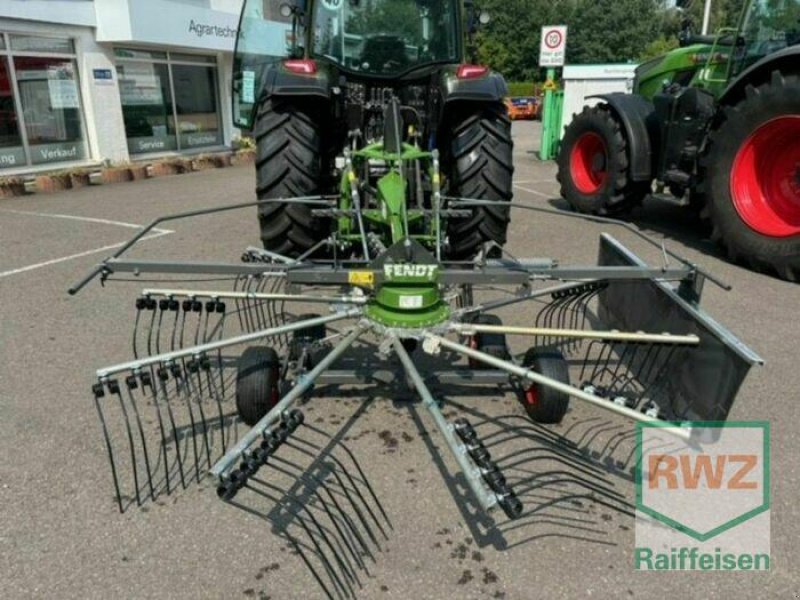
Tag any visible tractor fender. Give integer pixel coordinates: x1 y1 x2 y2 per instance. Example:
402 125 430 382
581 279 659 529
719 45 800 106
586 93 657 182
247 63 333 127
442 71 508 104
262 65 332 99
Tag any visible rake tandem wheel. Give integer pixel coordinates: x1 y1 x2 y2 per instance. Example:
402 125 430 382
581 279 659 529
69 10 764 594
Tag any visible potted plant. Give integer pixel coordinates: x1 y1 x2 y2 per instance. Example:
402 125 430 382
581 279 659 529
103 163 134 184
213 153 232 168
0 176 26 198
191 154 217 171
35 171 72 193
128 163 149 180
67 168 91 188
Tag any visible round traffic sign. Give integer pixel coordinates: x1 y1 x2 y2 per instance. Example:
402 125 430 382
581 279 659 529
544 29 563 49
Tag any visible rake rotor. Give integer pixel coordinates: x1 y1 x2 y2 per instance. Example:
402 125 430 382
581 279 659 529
72 196 761 598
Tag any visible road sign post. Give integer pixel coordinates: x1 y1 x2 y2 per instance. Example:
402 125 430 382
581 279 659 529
539 25 567 160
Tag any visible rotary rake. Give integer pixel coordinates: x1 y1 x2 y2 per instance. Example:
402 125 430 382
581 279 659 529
69 107 761 600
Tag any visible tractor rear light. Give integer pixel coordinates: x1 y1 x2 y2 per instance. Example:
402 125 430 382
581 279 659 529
456 64 488 79
283 59 317 75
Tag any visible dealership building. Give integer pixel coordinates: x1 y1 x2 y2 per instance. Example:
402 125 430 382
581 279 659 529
0 0 248 175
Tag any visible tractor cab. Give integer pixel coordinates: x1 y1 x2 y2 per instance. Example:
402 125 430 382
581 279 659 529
730 0 800 76
232 0 469 130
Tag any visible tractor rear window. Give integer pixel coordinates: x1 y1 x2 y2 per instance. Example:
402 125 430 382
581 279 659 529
311 0 460 76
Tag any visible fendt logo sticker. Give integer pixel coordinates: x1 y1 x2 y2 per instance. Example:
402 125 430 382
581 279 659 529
383 264 438 280
634 422 770 571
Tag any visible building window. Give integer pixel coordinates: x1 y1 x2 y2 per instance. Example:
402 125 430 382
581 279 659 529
0 33 88 170
118 62 177 154
116 49 222 156
0 57 25 169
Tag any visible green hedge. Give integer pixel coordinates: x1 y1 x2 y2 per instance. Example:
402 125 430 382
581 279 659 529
506 81 536 97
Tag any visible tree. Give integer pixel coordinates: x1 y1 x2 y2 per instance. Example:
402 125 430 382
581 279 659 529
565 0 662 64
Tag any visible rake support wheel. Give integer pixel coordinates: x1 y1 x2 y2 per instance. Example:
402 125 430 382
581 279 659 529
521 348 570 424
235 346 281 426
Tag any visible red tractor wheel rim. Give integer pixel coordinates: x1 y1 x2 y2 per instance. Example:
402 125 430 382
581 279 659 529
525 383 539 406
730 116 800 237
570 132 608 195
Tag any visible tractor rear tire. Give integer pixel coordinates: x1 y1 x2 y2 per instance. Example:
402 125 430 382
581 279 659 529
557 105 650 216
444 103 514 259
254 97 330 258
700 71 800 281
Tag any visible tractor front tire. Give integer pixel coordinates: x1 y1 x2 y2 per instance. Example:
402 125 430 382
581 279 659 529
701 71 800 281
445 103 514 259
254 97 330 258
557 105 649 216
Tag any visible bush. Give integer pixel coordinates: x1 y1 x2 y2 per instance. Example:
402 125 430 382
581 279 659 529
506 81 536 97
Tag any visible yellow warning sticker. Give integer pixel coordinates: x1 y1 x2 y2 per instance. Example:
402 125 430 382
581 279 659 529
348 271 374 287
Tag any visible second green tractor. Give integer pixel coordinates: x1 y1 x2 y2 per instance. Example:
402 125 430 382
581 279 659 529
558 0 800 281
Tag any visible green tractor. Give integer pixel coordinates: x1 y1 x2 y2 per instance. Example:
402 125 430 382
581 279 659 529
558 0 800 280
232 0 513 260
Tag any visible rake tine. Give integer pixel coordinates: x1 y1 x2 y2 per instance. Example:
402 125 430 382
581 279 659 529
171 364 201 483
202 356 227 454
182 359 213 471
272 455 369 571
154 300 166 356
300 423 390 521
648 345 680 389
266 460 362 585
178 303 188 351
168 301 179 352
92 384 124 513
247 479 354 599
240 277 256 333
589 341 615 383
580 339 601 381
630 342 657 385
284 439 382 550
125 377 156 502
639 344 667 387
157 366 186 489
142 369 171 496
227 498 336 600
132 300 143 360
292 432 391 537
109 379 141 506
609 343 635 389
146 299 158 358
233 276 246 333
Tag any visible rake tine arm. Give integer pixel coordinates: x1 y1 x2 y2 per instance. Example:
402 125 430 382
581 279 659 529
423 334 693 441
97 310 361 379
392 336 499 514
210 321 367 478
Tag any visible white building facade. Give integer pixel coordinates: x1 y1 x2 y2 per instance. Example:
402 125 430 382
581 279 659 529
0 0 245 175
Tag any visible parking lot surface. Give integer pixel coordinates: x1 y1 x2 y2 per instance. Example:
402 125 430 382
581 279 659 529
1 122 797 598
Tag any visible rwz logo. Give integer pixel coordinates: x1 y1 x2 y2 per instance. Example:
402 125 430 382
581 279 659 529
648 453 758 490
636 422 769 542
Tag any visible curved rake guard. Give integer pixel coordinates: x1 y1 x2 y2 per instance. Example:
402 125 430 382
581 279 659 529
74 197 761 598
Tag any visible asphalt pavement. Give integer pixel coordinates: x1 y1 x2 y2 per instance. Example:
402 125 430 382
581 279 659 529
1 121 798 599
